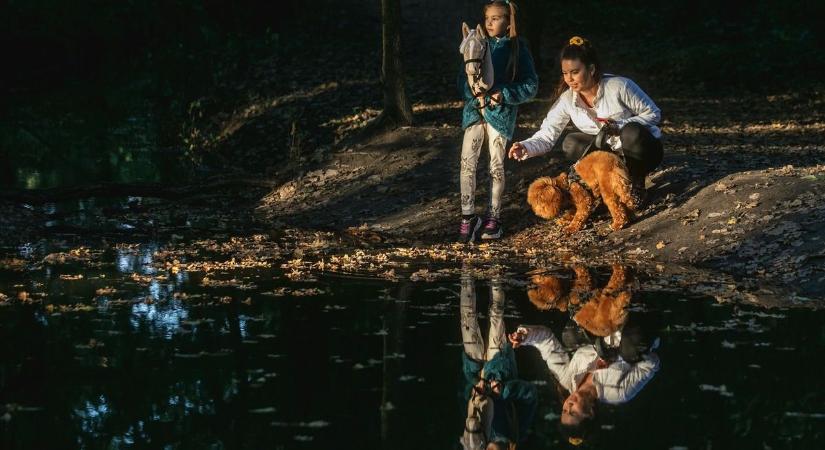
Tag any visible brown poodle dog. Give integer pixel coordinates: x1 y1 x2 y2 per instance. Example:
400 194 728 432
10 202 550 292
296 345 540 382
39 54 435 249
527 266 593 312
527 151 636 232
572 264 632 337
527 264 633 337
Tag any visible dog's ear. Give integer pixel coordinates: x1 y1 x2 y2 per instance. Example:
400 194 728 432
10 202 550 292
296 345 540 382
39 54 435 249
462 22 470 39
527 177 565 219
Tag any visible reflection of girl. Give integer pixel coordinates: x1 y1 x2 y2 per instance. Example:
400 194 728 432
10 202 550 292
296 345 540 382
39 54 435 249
508 323 659 440
459 274 537 450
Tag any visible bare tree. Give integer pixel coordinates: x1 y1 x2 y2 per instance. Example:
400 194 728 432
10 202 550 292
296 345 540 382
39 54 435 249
375 0 413 128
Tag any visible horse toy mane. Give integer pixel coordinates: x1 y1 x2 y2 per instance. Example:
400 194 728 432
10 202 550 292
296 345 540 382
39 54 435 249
460 22 494 107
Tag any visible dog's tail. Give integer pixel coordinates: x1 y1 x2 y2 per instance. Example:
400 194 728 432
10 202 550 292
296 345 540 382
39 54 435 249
527 176 566 219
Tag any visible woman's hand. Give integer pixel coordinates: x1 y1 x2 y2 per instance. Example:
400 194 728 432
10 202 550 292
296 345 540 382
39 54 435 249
508 327 528 348
596 117 620 136
508 142 528 161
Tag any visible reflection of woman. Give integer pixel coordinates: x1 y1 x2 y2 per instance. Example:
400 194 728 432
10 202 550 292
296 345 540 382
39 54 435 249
459 273 537 450
509 316 659 441
509 36 663 201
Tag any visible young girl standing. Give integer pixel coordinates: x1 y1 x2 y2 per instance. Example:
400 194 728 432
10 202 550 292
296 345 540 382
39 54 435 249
458 0 538 243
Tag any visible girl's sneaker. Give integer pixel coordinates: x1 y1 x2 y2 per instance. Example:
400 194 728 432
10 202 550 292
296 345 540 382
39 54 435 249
459 216 482 243
480 217 502 240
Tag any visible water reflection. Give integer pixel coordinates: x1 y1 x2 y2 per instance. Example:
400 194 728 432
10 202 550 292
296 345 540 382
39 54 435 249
1 245 824 449
459 270 537 450
513 264 661 446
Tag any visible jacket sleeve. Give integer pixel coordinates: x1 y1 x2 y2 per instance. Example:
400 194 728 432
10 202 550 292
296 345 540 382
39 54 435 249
515 325 570 382
519 95 571 158
614 78 661 130
596 353 660 405
499 44 539 106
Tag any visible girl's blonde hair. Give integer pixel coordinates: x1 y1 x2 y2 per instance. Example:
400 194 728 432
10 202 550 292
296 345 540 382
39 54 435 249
484 0 520 82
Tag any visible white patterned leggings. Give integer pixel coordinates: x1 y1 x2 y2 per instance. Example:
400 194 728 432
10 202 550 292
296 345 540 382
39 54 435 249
461 274 507 362
460 122 507 219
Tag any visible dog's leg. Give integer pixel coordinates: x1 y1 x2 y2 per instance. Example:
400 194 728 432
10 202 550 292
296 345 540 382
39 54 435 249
604 196 629 231
555 209 575 227
602 182 630 231
612 168 637 213
604 264 629 293
564 182 594 233
572 265 594 292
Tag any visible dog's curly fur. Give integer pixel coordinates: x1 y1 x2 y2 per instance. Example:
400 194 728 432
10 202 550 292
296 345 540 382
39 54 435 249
527 151 636 232
572 265 632 337
528 265 633 337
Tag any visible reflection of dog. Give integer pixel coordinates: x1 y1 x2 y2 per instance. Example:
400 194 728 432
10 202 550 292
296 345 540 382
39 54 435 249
528 265 632 337
527 151 636 232
573 265 631 337
527 266 592 312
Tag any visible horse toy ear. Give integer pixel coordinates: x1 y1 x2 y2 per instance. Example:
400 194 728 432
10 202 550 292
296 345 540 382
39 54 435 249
476 23 487 37
462 22 470 39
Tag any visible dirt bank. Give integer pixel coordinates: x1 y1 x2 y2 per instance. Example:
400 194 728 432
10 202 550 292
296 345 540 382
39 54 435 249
254 91 825 304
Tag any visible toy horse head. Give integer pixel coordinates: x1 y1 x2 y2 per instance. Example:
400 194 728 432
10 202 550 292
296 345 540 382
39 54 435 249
460 22 494 98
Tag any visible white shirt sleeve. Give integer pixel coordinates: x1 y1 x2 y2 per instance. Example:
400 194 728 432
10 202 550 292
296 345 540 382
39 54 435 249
516 325 570 382
519 94 571 158
595 353 660 405
614 78 661 130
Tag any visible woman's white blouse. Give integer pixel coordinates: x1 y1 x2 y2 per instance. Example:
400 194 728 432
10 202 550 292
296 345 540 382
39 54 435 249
518 325 660 405
520 75 661 157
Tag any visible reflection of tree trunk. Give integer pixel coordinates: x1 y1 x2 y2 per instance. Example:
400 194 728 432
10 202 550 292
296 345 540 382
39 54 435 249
380 282 409 448
223 298 248 449
0 176 278 203
370 0 413 132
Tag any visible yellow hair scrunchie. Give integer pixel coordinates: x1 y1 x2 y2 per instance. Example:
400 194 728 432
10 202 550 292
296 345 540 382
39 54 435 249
568 437 584 446
569 36 585 46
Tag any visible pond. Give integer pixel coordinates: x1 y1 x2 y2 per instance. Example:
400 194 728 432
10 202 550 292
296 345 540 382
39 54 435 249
1 235 822 450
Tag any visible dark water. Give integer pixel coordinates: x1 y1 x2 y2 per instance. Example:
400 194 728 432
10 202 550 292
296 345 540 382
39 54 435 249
1 241 823 450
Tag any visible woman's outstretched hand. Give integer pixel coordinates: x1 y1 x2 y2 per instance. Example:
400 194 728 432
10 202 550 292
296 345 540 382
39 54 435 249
508 327 528 348
508 142 528 161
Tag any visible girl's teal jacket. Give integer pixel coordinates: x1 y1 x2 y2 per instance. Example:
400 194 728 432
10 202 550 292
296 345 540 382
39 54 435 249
462 343 538 444
459 36 538 140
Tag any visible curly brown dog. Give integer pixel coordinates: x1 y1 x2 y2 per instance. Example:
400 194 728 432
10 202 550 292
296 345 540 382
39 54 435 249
527 265 592 312
528 264 633 337
527 151 636 232
572 264 632 337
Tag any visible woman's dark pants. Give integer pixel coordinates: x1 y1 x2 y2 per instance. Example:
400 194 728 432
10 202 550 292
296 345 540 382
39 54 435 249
561 123 663 178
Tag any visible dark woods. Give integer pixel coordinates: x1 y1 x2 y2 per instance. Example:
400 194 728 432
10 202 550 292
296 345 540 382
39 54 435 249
3 0 824 173
4 0 310 93
7 0 824 94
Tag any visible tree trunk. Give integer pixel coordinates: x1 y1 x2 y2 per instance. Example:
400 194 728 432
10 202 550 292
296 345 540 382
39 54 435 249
379 0 413 127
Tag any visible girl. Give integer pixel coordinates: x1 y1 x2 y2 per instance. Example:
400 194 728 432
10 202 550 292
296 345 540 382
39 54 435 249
459 0 538 243
509 36 663 205
459 270 537 450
